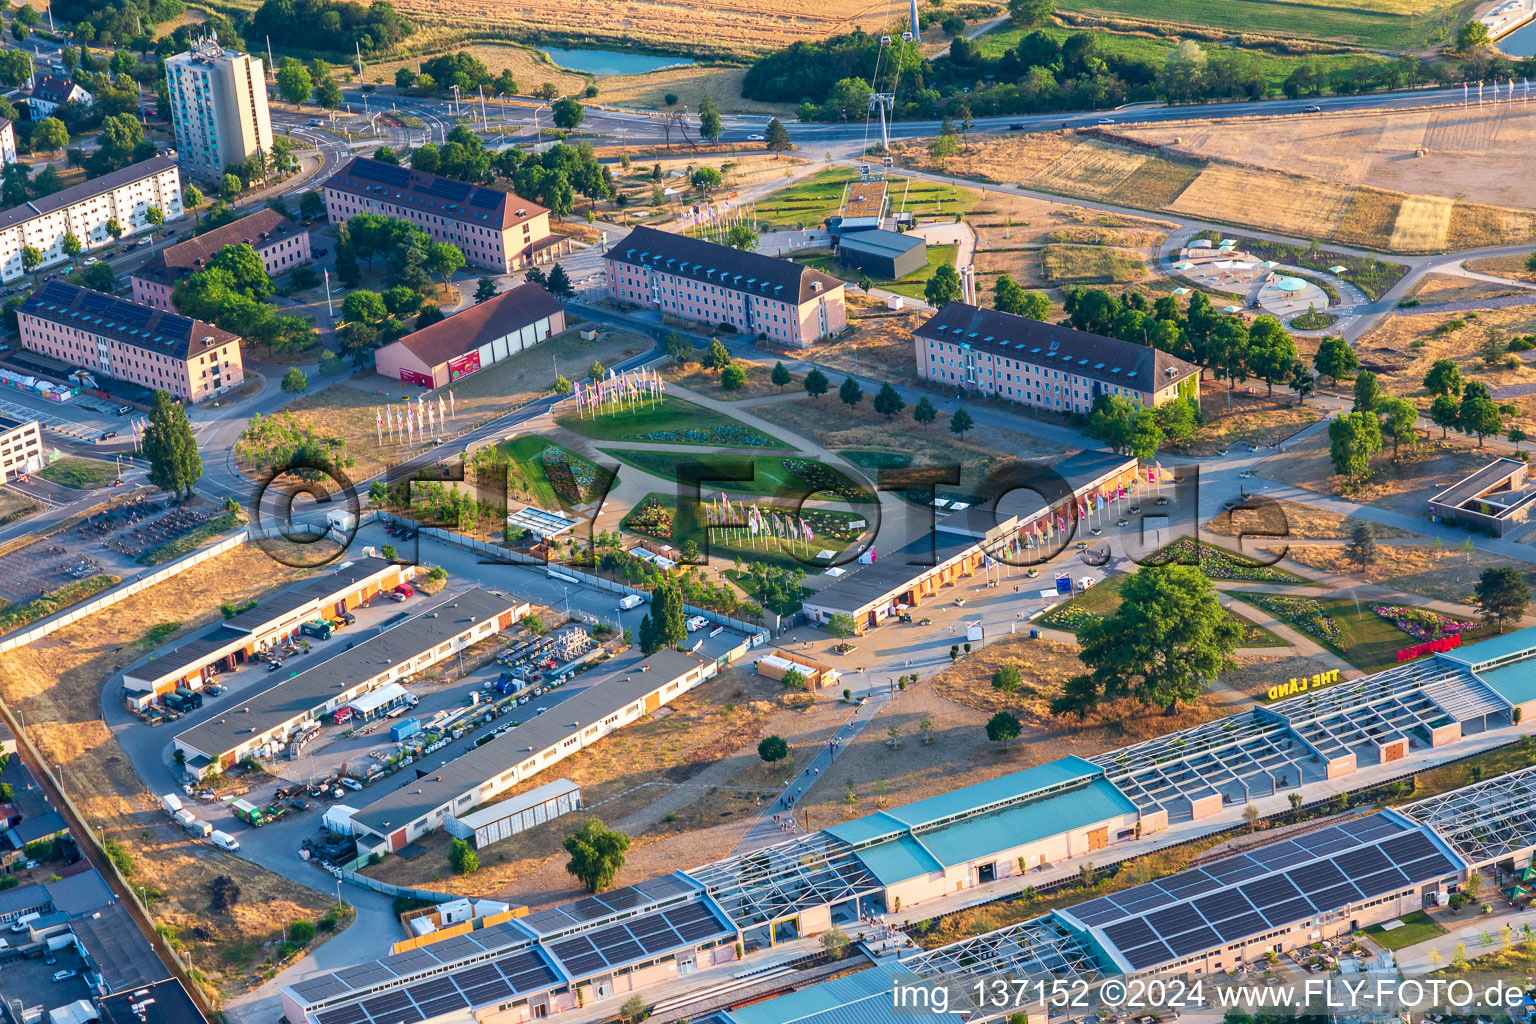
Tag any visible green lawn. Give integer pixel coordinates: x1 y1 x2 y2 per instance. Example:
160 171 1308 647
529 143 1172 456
1361 910 1447 951
758 170 981 231
497 436 610 511
1038 573 1287 647
792 243 959 300
1234 593 1410 671
554 396 785 448
602 449 875 502
621 490 869 571
39 457 119 490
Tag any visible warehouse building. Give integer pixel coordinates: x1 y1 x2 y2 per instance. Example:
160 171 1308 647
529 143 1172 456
173 588 527 771
123 556 406 705
1427 457 1536 537
372 282 565 388
916 302 1201 413
803 450 1139 632
349 649 717 851
131 208 310 310
444 778 582 850
605 226 846 347
835 228 926 280
17 282 243 402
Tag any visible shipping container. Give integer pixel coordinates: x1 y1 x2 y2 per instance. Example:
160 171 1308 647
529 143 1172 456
390 718 421 742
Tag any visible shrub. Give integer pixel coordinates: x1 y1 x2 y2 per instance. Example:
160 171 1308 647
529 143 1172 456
288 919 317 943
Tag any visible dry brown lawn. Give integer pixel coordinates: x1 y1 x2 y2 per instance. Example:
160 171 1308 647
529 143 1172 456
1039 245 1147 285
1446 202 1536 251
0 545 340 1002
367 44 589 96
596 66 795 116
1171 164 1356 239
1282 542 1536 604
1165 387 1321 457
807 294 924 383
1465 252 1536 283
1207 499 1415 542
1255 431 1501 515
267 327 649 480
663 360 791 401
1111 106 1536 212
1405 273 1524 304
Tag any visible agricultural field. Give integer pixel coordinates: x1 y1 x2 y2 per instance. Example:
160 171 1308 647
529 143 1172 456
594 65 795 116
1051 0 1472 51
1112 106 1536 213
790 242 959 299
905 124 1536 253
0 545 340 1000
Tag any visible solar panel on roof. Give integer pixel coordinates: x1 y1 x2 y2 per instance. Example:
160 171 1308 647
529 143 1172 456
1335 847 1392 877
601 887 645 911
406 979 457 1001
362 992 413 1018
1239 876 1302 908
1158 870 1216 896
1287 861 1348 891
1104 918 1158 950
415 995 467 1018
316 1006 369 1024
1122 940 1174 970
1194 891 1252 923
1251 841 1309 865
1214 912 1269 942
1260 897 1315 926
462 981 513 1006
1165 926 1220 958
1342 815 1402 838
568 897 610 921
1381 832 1439 861
1309 882 1364 911
455 964 501 988
1400 853 1456 880
636 929 680 954
1293 830 1357 856
470 189 502 209
629 914 674 936
1204 855 1265 880
1067 898 1123 925
1355 867 1410 897
1148 905 1204 936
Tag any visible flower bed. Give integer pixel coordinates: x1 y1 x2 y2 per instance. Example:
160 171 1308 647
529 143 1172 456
783 458 870 502
1148 537 1301 583
633 425 773 446
541 446 601 505
1039 605 1100 631
625 496 674 539
1252 595 1341 644
1370 605 1475 641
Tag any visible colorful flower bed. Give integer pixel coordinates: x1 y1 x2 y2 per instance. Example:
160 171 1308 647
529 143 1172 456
1149 537 1301 583
625 496 674 539
1252 595 1341 644
783 459 871 502
541 446 601 505
633 425 773 446
1039 605 1100 631
1370 605 1475 641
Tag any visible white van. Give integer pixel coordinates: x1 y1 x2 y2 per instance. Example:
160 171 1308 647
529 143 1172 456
210 830 240 851
685 615 708 632
11 912 40 932
619 595 643 611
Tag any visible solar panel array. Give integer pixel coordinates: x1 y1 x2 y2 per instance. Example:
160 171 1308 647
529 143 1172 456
545 901 731 977
287 921 536 1004
332 158 510 224
1065 815 1459 970
311 948 559 1024
520 874 695 936
24 281 203 351
351 160 411 188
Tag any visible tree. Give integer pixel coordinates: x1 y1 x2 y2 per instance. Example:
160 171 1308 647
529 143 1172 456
1457 19 1491 50
277 63 314 105
1459 381 1503 446
1313 336 1359 385
382 285 422 317
32 117 68 154
820 927 850 960
765 117 793 153
449 838 479 874
219 173 242 203
209 244 274 300
282 367 309 393
1289 361 1315 405
691 166 723 195
288 918 318 943
804 367 829 399
563 818 631 893
182 185 204 225
1431 393 1461 439
546 264 574 299
618 995 646 1024
299 190 327 223
1008 0 1055 26
1476 566 1529 633
1246 316 1297 396
146 207 165 228
664 332 692 364
992 663 1022 693
771 361 791 391
1243 804 1260 832
701 338 731 372
721 364 747 391
949 406 974 440
639 580 687 653
838 375 863 407
342 289 388 325
1053 565 1241 714
553 374 572 395
757 735 789 763
551 97 585 130
316 77 344 111
725 223 758 251
873 381 904 419
826 613 858 638
1424 358 1464 399
698 94 722 143
1352 369 1381 413
426 242 466 288
61 234 82 258
914 395 937 430
142 390 203 500
1510 425 1528 453
20 246 41 284
1087 395 1137 454
925 262 962 307
1328 411 1383 487
1345 521 1377 572
1380 397 1420 457
986 711 1022 748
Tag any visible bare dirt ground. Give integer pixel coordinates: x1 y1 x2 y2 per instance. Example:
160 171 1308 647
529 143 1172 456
1165 386 1321 457
1464 252 1536 283
1112 106 1536 211
1255 431 1499 514
1207 500 1416 542
804 294 924 383
0 545 339 1002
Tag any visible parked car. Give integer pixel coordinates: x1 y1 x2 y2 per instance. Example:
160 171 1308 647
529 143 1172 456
312 247 328 257
339 777 363 792
52 970 77 982
82 257 99 266
685 615 708 632
268 660 284 671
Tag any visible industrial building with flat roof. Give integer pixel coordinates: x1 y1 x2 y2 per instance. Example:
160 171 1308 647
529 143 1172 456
174 588 527 770
348 649 717 851
123 556 407 705
835 228 927 280
802 449 1139 632
1427 457 1536 537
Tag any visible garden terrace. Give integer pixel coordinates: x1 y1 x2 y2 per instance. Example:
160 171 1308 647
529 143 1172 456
688 830 884 929
1399 763 1536 868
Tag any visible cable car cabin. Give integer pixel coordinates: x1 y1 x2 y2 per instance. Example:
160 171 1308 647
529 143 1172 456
880 34 892 45
882 156 894 167
860 163 872 175
901 30 914 41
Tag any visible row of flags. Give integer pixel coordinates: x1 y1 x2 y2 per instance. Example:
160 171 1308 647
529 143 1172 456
1464 79 1532 105
376 391 457 444
574 366 664 417
682 199 757 248
705 493 817 552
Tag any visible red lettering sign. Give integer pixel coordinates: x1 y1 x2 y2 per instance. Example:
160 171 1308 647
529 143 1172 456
399 369 434 388
448 352 481 380
1397 633 1463 663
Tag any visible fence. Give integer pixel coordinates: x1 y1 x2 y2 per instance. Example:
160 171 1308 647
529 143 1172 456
332 864 456 905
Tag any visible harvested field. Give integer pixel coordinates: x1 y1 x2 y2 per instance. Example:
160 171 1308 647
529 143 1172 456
1446 202 1536 251
1337 190 1404 250
1388 194 1455 251
1112 106 1536 211
1032 143 1148 197
597 66 794 116
266 327 649 481
1039 245 1146 285
894 133 1075 185
1404 273 1524 305
1464 252 1536 284
0 545 339 1000
1170 164 1354 239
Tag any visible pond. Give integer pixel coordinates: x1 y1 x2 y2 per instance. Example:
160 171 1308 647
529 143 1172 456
537 46 694 77
1499 19 1536 55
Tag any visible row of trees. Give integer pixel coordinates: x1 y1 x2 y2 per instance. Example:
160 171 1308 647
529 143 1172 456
251 0 413 56
172 242 319 356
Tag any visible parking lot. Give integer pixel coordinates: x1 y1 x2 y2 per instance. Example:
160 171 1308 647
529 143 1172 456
0 945 93 1019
